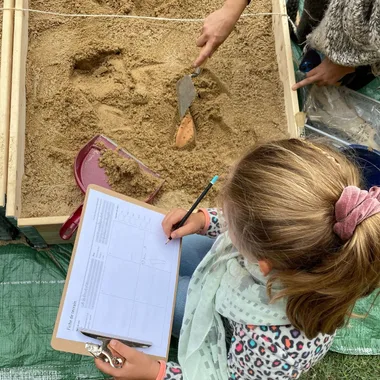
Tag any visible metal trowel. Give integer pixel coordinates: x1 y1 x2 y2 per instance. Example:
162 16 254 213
176 67 202 119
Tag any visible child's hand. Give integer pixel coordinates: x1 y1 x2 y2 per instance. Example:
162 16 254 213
292 58 355 90
162 208 206 239
95 340 160 380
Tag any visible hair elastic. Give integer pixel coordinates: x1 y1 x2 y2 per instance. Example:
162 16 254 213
333 186 380 241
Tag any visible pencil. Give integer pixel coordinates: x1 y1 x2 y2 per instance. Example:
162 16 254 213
166 176 219 244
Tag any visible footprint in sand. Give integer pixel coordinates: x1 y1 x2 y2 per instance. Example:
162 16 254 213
71 49 133 132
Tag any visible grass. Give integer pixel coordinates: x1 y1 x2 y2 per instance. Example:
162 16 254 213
169 338 380 379
301 352 380 379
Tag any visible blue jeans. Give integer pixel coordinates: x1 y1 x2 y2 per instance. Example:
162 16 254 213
172 234 214 337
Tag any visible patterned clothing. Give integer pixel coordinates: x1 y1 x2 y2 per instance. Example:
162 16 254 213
203 208 228 238
305 0 380 75
164 209 335 380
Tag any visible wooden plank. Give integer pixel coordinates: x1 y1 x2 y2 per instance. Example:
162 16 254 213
18 215 70 226
21 222 75 245
6 0 28 218
272 0 301 138
0 0 15 208
19 216 75 245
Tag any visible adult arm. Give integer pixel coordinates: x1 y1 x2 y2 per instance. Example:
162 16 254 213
194 0 249 67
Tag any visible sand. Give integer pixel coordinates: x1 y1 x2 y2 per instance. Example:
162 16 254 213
99 148 163 200
21 0 288 218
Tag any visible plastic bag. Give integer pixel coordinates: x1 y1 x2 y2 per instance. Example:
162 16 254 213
303 84 380 150
291 39 380 147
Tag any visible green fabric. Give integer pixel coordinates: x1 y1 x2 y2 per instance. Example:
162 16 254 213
358 77 380 101
0 244 109 380
331 292 380 355
299 0 305 14
178 233 289 380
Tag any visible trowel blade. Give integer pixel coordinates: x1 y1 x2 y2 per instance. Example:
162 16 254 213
176 75 197 120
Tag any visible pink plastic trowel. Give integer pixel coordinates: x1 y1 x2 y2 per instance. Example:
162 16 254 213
59 135 164 240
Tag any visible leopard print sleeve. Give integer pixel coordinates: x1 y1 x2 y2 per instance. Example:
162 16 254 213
164 361 183 379
227 321 335 379
200 208 227 238
164 322 334 380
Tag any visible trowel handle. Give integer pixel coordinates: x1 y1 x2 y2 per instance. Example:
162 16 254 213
191 58 208 78
59 204 83 240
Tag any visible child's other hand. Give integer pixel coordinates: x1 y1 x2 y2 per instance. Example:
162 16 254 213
292 58 355 90
95 340 159 380
162 208 206 239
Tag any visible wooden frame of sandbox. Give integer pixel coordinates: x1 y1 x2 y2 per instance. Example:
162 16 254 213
6 0 301 247
0 1 19 240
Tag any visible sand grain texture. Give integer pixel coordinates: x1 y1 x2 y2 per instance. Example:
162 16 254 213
22 0 288 217
99 148 162 200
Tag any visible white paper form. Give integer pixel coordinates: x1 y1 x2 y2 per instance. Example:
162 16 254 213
57 188 181 357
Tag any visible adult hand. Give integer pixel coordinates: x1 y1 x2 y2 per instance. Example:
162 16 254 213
193 0 247 67
95 340 160 380
292 58 355 90
162 208 206 239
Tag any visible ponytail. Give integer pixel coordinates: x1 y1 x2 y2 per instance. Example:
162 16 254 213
269 215 380 338
223 139 380 339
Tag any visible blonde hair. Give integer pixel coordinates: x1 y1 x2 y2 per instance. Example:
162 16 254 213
222 139 380 339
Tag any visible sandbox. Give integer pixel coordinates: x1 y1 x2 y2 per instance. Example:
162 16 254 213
7 0 299 246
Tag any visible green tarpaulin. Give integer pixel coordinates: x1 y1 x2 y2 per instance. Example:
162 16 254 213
332 292 380 355
0 243 378 380
0 244 108 380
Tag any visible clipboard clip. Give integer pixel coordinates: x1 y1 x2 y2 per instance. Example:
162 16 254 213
80 329 152 368
85 341 123 368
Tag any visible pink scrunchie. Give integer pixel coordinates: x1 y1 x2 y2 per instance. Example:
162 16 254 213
334 186 380 241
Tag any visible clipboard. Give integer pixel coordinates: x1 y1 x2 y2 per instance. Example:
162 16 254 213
51 184 181 362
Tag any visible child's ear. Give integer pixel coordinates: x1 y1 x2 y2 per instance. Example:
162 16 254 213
258 260 272 276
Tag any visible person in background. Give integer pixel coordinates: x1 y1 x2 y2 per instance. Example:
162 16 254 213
95 139 380 380
193 0 380 91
